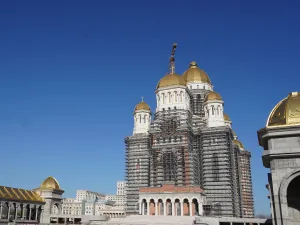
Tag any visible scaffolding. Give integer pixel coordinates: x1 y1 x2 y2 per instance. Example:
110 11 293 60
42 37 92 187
149 108 194 187
125 89 254 218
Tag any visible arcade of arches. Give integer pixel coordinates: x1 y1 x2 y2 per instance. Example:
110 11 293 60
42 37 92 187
139 198 202 216
139 183 205 216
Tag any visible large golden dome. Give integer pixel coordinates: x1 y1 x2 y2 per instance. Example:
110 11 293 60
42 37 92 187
40 176 60 190
223 113 231 121
134 101 150 111
233 139 244 149
156 73 186 89
182 61 211 84
267 92 300 127
205 91 222 101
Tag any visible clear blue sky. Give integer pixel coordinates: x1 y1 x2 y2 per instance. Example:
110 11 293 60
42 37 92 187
0 0 299 215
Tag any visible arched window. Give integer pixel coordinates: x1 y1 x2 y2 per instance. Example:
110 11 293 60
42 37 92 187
168 92 171 103
162 93 165 104
217 106 220 115
174 91 178 102
143 115 146 123
197 85 199 89
139 115 142 123
211 106 215 115
180 92 183 102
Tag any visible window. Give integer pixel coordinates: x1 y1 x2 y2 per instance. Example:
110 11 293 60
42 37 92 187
197 85 199 89
139 115 142 123
143 115 146 123
174 91 177 102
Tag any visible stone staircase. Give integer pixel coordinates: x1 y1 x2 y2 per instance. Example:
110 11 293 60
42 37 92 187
105 215 196 225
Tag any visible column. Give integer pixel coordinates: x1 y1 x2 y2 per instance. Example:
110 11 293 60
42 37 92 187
29 205 32 220
147 201 150 215
14 203 19 219
142 202 145 215
35 206 39 220
155 200 158 216
7 204 11 220
163 202 166 216
171 202 174 216
198 201 203 216
181 200 183 216
139 202 142 215
0 202 3 219
189 200 193 216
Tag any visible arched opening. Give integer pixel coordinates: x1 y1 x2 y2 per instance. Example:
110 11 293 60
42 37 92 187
211 106 215 115
149 199 155 215
139 115 142 123
141 199 147 215
168 92 171 103
183 199 190 216
157 199 163 215
143 115 146 123
175 91 178 102
192 199 199 216
287 175 300 219
174 199 181 216
166 199 172 216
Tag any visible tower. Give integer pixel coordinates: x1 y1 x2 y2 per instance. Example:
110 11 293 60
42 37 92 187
258 92 300 225
133 98 152 135
34 176 64 224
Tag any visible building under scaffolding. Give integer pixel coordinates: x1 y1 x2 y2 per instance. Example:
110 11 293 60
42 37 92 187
124 45 254 218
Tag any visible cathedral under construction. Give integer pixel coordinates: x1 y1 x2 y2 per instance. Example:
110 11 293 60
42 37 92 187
124 44 254 218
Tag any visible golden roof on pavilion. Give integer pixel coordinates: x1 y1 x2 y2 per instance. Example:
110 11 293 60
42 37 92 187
0 186 45 203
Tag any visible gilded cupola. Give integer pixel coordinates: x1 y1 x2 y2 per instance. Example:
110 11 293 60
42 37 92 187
223 113 231 122
205 91 222 102
267 92 300 128
40 176 61 190
134 100 151 112
233 139 244 150
156 73 186 89
182 61 212 84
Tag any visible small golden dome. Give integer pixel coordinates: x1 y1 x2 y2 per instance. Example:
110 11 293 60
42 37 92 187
233 139 244 149
134 101 150 111
223 113 231 121
232 130 237 138
205 91 222 101
156 73 185 89
40 176 60 190
267 92 300 127
182 61 211 84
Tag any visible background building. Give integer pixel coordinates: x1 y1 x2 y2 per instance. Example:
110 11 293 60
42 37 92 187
125 45 254 217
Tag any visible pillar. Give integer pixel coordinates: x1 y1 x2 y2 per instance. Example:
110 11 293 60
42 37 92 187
139 202 142 215
7 204 11 220
21 205 24 219
35 206 39 220
0 202 3 219
181 201 183 216
171 202 174 216
29 205 32 220
155 201 158 216
148 201 150 215
14 203 18 219
189 200 192 216
163 202 166 216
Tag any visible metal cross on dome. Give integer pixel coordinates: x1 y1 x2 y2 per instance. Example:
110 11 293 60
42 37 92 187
141 96 144 102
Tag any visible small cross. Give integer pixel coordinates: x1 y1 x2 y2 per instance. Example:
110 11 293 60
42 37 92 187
141 96 144 102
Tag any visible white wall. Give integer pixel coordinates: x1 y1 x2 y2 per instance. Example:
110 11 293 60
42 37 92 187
156 87 190 112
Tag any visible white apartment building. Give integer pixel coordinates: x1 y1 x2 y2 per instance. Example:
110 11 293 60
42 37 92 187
76 190 105 201
117 181 127 195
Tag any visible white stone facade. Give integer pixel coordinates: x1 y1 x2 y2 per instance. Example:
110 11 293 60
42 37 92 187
133 109 152 135
204 99 225 127
117 181 127 195
155 86 190 112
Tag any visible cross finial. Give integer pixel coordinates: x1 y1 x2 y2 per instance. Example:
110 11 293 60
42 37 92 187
141 96 144 102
